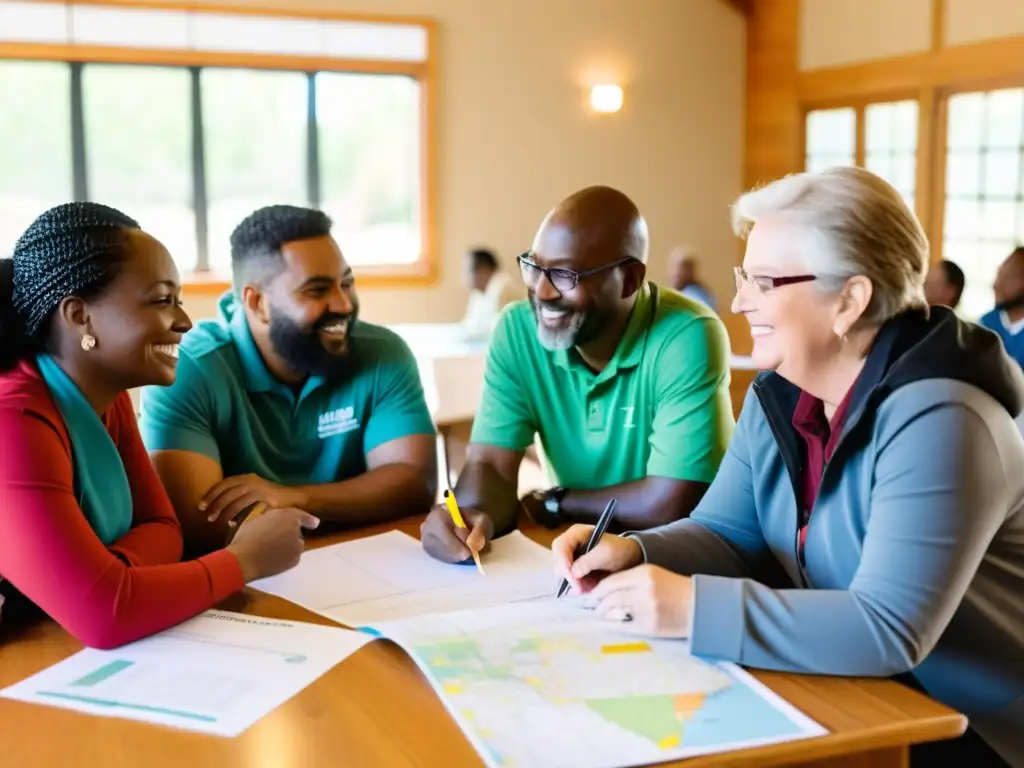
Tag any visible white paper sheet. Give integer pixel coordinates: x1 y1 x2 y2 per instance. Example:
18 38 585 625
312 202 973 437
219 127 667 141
0 609 371 737
250 529 560 627
366 599 828 768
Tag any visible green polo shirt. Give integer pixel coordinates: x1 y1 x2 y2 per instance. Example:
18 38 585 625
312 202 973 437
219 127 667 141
471 283 733 489
139 292 435 484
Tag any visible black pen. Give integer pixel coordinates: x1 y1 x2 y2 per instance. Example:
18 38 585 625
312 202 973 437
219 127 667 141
556 498 617 598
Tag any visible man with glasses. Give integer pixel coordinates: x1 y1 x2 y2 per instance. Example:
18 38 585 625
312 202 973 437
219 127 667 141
420 185 734 564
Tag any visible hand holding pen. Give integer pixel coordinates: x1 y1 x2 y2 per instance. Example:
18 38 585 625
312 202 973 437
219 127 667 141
552 500 644 596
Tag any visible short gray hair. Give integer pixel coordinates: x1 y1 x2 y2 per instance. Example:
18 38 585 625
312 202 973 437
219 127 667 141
731 166 928 327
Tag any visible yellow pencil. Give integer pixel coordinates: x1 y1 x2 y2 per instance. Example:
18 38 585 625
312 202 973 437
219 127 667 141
443 489 484 575
230 502 267 529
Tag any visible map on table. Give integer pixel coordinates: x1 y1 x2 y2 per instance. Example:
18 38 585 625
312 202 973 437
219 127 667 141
365 599 827 768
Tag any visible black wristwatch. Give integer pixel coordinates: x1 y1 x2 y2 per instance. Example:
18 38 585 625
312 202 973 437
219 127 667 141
530 486 568 529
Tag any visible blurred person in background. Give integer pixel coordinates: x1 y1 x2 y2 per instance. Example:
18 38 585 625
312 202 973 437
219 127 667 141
668 246 717 312
924 259 964 310
980 246 1024 369
461 247 512 340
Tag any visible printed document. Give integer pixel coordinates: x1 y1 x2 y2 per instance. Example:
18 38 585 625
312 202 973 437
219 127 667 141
0 610 370 736
250 529 558 627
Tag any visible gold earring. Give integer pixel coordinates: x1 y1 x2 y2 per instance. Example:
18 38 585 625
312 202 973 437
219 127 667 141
81 334 96 351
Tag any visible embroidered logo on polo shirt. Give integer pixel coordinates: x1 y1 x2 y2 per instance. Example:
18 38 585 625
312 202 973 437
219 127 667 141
318 406 359 439
621 406 636 429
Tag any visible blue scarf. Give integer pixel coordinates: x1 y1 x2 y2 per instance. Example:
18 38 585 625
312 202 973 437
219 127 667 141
36 355 132 545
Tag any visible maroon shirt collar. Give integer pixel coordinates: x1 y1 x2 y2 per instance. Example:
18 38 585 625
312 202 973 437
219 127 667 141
792 383 857 461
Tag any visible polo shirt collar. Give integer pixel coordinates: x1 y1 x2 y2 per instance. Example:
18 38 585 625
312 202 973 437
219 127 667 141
223 292 327 401
554 282 654 380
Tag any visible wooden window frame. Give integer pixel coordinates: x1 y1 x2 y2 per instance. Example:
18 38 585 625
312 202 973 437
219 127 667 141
801 90 929 223
931 75 1024 262
0 0 439 293
801 103 857 170
795 25 1024 267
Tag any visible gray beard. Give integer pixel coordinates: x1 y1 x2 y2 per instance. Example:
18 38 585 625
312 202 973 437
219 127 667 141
535 313 585 351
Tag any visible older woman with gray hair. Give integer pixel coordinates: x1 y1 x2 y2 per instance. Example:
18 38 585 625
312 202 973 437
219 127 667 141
554 167 1024 766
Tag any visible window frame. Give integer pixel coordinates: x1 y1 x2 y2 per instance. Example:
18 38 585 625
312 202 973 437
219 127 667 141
0 0 438 292
931 76 1024 317
800 89 928 225
799 73 1024 316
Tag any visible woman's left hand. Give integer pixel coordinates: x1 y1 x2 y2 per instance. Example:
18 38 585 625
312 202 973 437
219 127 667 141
588 564 694 638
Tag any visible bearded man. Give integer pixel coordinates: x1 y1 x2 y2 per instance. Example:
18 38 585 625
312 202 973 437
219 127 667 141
141 205 436 554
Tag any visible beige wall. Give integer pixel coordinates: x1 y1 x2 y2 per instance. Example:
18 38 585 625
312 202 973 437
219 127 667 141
947 0 1024 46
158 0 745 325
800 0 1024 70
800 0 932 71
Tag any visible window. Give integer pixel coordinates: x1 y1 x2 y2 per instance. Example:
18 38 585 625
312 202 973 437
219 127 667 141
202 69 309 272
942 87 1024 319
864 100 918 212
82 65 196 270
317 72 421 267
804 101 919 211
0 61 72 257
805 108 856 172
0 1 433 283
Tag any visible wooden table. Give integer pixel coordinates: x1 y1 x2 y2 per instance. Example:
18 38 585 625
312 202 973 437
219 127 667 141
0 517 965 768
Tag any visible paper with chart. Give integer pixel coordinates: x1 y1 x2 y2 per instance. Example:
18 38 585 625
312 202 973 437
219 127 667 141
250 529 559 626
0 610 371 736
366 599 827 768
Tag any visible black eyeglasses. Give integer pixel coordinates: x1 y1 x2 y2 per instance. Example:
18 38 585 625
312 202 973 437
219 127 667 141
734 266 816 294
517 253 637 294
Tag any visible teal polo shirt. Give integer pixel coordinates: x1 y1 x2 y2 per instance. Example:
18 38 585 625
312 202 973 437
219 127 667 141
470 283 734 489
139 292 435 484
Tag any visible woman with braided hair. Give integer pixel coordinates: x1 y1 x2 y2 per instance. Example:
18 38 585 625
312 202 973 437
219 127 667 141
0 202 319 648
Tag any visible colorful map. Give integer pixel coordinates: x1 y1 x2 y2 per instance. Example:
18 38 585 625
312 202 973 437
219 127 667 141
367 599 826 768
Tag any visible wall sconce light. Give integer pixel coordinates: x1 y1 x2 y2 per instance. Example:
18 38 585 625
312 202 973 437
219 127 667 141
590 84 623 114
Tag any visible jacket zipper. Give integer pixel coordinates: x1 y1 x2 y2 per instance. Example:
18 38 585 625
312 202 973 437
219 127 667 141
753 382 811 588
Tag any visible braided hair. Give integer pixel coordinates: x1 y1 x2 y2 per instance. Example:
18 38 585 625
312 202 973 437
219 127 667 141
0 202 140 371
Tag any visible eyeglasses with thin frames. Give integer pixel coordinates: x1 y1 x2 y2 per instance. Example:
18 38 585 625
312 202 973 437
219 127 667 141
734 266 816 294
517 253 637 294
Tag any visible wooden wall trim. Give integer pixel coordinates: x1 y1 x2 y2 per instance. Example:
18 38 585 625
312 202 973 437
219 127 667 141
733 0 800 356
0 42 426 75
743 0 802 189
798 34 1024 102
29 0 437 27
914 87 937 236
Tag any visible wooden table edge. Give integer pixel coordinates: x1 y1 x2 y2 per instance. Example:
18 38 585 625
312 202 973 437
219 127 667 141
730 713 967 767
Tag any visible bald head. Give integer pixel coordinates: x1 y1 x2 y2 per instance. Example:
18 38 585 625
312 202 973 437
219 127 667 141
525 186 648 354
533 186 649 268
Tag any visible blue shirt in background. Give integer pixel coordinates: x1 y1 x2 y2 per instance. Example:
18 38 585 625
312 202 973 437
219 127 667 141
980 308 1024 370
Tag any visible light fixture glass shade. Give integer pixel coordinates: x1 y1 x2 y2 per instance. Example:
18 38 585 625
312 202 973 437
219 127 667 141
590 84 622 113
